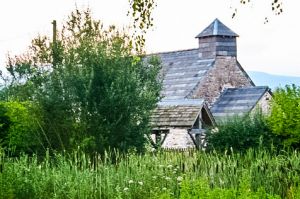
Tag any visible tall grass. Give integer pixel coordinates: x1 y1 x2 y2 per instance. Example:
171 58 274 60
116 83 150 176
1 148 300 198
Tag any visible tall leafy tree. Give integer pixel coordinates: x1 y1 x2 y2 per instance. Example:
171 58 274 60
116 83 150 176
1 9 161 153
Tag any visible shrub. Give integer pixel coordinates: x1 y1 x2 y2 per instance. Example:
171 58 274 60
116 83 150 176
206 112 278 153
268 84 300 148
0 104 11 146
0 101 41 154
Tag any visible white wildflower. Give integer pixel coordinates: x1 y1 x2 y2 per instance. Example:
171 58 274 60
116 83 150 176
124 187 129 191
138 181 143 186
128 180 134 184
177 176 183 182
211 127 219 133
219 178 224 185
165 176 171 180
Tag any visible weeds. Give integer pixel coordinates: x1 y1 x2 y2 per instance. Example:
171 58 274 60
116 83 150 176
0 149 300 198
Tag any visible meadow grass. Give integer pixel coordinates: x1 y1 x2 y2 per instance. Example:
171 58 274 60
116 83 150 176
0 148 300 198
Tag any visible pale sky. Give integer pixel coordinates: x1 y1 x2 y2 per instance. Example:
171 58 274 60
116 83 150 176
0 0 300 77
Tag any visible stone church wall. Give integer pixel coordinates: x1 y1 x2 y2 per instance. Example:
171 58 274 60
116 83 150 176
191 56 253 106
161 129 195 149
251 91 272 115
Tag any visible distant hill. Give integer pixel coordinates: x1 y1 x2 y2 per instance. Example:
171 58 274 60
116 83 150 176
247 71 300 90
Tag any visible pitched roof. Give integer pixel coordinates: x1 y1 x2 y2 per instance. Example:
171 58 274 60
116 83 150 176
151 49 214 99
150 99 204 128
195 18 238 38
211 86 270 120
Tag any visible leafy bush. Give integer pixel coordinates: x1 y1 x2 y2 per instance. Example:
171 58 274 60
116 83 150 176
0 101 41 154
0 104 10 146
206 112 278 153
268 84 300 147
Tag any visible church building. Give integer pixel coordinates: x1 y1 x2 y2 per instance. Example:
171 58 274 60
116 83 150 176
148 19 272 149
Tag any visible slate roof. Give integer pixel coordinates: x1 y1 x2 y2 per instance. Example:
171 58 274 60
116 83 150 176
150 99 204 128
211 86 270 120
151 49 214 99
195 18 238 38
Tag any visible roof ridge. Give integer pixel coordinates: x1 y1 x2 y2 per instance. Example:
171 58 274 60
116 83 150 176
158 98 204 106
146 48 198 56
226 86 269 90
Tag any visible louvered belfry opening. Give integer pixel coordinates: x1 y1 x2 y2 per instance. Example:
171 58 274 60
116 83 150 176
196 18 238 59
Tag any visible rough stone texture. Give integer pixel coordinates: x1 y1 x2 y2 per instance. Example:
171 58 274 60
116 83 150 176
161 129 195 149
190 56 254 106
252 91 272 115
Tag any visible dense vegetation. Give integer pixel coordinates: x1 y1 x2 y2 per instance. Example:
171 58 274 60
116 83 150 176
206 112 278 152
0 9 161 155
206 84 300 152
0 5 299 199
206 112 282 153
1 149 300 199
268 85 300 147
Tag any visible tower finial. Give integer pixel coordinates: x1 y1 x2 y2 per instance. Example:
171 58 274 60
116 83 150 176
196 18 238 38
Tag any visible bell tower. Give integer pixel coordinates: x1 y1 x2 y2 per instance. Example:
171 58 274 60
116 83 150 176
196 19 238 59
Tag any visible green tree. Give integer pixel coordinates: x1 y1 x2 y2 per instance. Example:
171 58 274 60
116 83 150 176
268 84 300 147
1 9 161 153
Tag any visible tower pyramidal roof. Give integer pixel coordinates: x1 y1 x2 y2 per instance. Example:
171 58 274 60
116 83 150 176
195 18 238 38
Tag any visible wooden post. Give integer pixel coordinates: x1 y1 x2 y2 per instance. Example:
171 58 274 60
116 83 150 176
52 20 57 45
198 114 202 150
52 20 57 66
155 131 161 147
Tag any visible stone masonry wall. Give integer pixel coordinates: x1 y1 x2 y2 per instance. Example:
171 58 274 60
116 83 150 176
251 91 272 115
161 129 195 149
190 56 253 106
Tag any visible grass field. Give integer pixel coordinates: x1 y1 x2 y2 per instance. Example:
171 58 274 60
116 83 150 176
1 148 300 198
